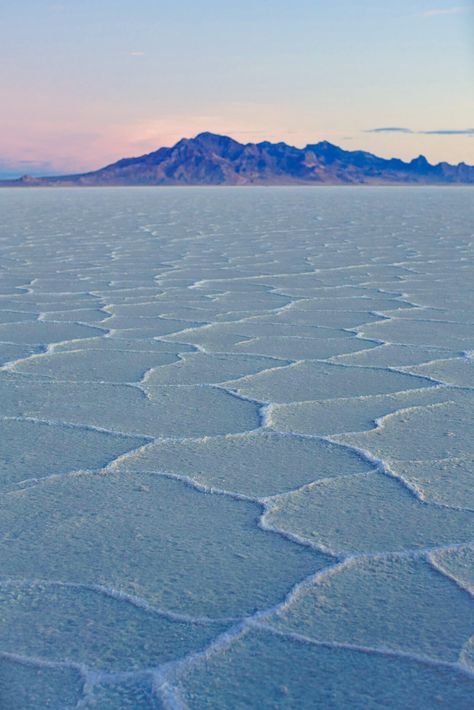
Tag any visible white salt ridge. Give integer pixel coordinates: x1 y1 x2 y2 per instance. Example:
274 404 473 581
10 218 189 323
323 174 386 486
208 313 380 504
0 186 473 707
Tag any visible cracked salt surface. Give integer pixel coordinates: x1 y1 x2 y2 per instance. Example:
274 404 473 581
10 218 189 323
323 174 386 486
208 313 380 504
0 186 473 708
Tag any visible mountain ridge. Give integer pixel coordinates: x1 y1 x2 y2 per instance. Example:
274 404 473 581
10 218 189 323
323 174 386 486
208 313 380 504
2 132 473 186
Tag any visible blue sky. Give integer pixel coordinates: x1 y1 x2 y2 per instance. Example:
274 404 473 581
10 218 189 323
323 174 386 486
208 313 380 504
0 0 472 176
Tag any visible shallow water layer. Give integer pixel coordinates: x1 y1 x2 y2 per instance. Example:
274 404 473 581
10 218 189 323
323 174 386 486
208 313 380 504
0 186 472 709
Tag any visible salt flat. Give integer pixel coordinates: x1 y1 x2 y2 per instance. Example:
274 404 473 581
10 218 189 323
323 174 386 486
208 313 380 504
0 186 472 709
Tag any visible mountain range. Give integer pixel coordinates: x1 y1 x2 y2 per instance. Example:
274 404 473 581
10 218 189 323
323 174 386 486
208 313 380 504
2 132 473 186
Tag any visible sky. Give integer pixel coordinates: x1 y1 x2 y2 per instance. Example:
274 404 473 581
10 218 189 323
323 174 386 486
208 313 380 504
0 0 472 177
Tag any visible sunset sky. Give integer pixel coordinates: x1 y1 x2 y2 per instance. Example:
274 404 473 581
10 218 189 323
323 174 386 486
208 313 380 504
0 0 472 177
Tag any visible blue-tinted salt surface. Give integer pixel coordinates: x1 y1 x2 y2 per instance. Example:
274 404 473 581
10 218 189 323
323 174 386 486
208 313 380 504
0 187 473 709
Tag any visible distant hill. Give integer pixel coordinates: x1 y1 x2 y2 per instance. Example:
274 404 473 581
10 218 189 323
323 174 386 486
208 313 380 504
2 132 473 186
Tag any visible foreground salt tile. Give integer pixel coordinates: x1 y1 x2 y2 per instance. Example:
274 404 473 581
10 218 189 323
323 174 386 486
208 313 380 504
100 315 200 335
272 307 382 329
12 348 178 383
265 471 474 554
0 294 101 312
233 335 379 360
387 457 474 509
39 307 109 323
430 545 474 594
175 628 474 709
53 336 195 353
0 276 31 294
402 357 474 387
0 320 104 344
0 373 260 437
268 555 473 662
330 343 459 368
268 386 456 436
357 318 474 349
402 290 474 311
337 399 474 460
164 328 256 352
143 352 287 387
0 418 145 491
0 342 40 366
113 430 372 498
212 289 292 310
165 319 357 349
0 658 84 710
380 307 474 325
0 472 326 617
276 295 412 312
0 310 38 324
0 581 226 671
272 285 389 298
225 361 432 404
83 678 163 709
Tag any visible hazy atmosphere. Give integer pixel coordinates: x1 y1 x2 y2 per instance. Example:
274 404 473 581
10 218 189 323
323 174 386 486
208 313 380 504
0 0 473 177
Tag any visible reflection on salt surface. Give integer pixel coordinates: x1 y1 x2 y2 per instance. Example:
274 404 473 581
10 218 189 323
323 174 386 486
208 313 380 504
0 187 472 708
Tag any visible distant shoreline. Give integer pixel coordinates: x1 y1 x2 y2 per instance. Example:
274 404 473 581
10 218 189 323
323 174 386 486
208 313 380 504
1 182 473 189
